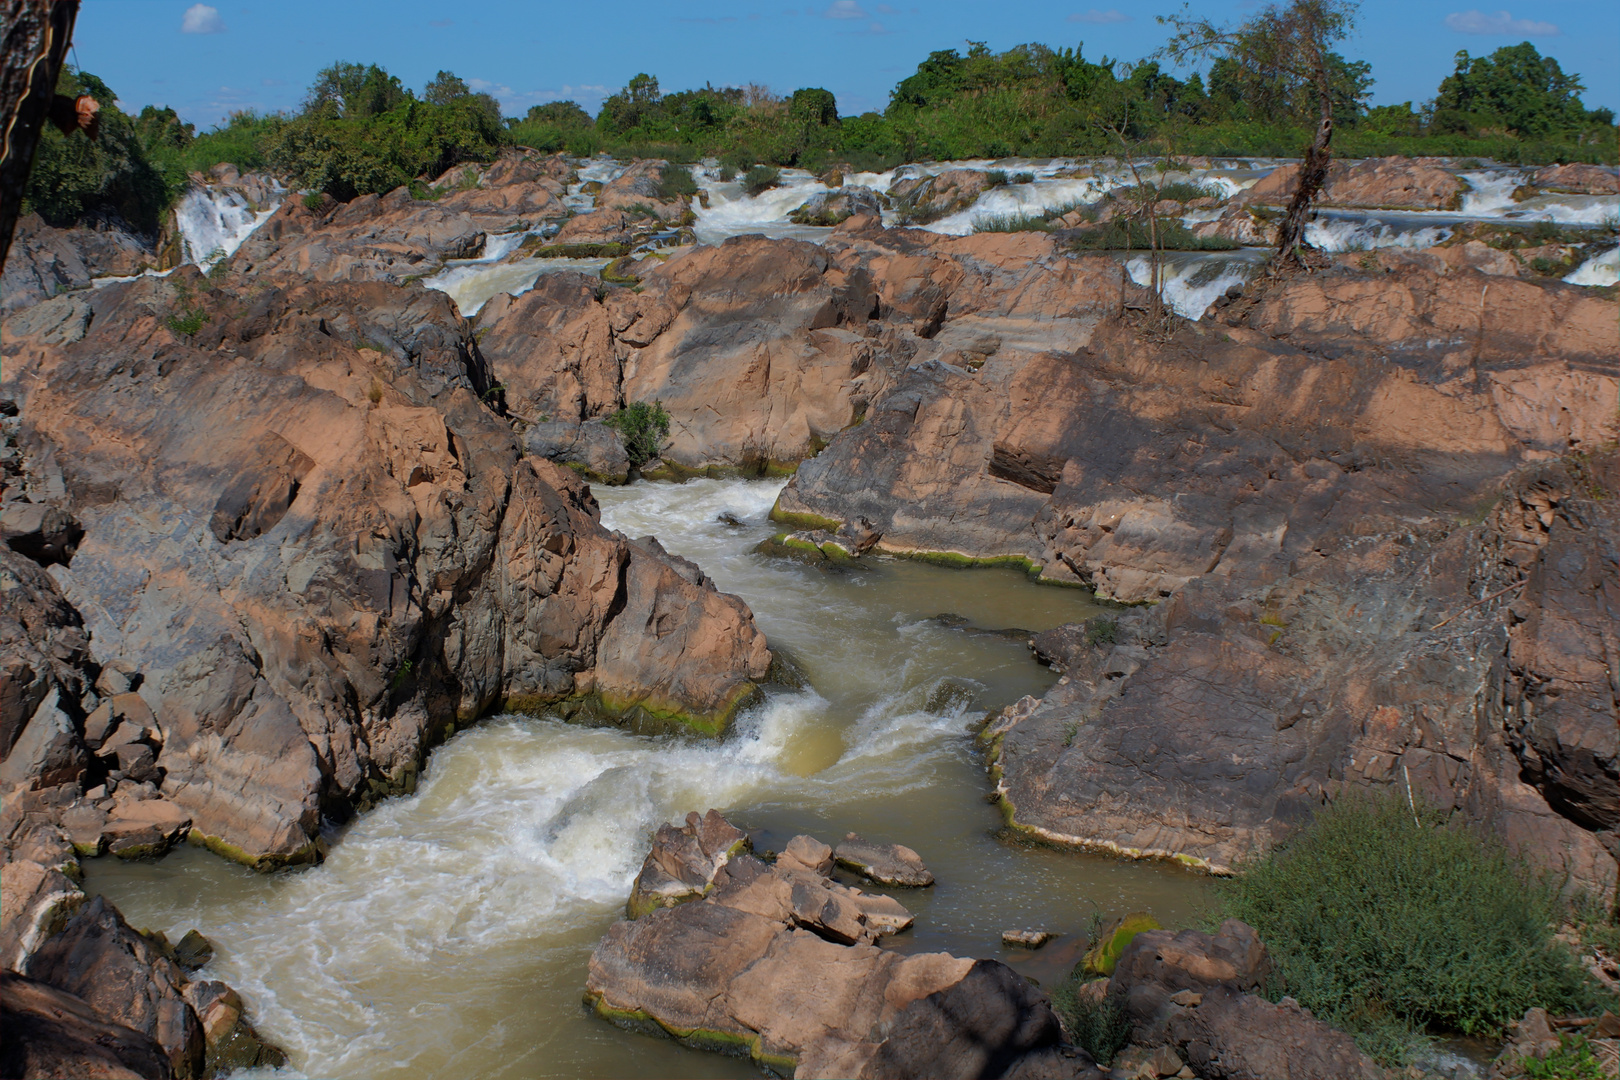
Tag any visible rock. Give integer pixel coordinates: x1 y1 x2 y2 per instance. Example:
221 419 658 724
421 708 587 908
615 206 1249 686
23 896 206 1079
1166 986 1385 1080
102 799 191 859
3 270 772 867
891 168 994 224
834 832 935 886
0 970 176 1080
523 419 631 484
790 186 884 227
1 499 82 565
595 159 691 223
0 548 96 768
1528 164 1617 195
181 978 288 1074
0 212 164 315
1003 930 1056 949
1245 156 1465 209
553 209 633 247
1084 913 1162 978
1107 920 1270 1045
626 809 749 918
587 814 1076 1078
778 833 836 875
171 930 213 972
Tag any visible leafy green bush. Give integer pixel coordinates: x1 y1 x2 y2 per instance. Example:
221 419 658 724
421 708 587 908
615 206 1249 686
604 401 671 468
1011 171 1035 184
743 165 781 196
654 163 699 203
985 168 1009 187
1085 616 1118 646
1217 794 1606 1064
1522 1035 1608 1080
1050 977 1132 1067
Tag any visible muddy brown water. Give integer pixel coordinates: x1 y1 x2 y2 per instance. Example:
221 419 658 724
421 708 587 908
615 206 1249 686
84 477 1211 1079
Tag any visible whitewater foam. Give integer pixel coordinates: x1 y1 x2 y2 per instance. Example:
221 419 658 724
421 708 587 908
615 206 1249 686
174 185 282 269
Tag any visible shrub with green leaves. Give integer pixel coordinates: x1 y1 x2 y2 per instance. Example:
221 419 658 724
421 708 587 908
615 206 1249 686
604 401 671 469
1217 794 1605 1064
743 165 781 196
654 163 700 203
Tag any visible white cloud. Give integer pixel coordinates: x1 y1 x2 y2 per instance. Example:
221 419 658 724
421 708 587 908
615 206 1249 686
181 4 225 33
825 1 867 18
1068 8 1131 23
1443 9 1559 35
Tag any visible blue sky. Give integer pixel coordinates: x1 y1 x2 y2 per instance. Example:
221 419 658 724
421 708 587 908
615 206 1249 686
78 0 1619 128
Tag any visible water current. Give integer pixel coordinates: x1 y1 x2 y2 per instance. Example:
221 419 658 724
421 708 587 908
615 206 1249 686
84 477 1214 1080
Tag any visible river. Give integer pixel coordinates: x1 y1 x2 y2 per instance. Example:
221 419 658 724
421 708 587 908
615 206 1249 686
83 477 1213 1079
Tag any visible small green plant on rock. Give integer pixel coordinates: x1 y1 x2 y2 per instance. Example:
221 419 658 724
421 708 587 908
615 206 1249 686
1086 616 1118 647
165 282 210 339
605 400 671 469
1522 1034 1607 1080
655 163 699 203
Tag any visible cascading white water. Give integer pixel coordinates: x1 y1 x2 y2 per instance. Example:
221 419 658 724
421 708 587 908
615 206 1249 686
174 185 281 269
85 476 1207 1080
1563 246 1620 287
1127 253 1261 319
1304 215 1453 252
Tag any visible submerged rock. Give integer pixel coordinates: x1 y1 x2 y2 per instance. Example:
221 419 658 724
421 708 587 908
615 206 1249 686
587 813 1090 1078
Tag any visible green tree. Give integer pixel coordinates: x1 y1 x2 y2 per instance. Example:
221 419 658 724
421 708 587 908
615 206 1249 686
423 70 470 106
1433 42 1591 136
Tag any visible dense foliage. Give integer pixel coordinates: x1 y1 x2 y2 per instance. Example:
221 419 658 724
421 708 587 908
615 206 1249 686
22 30 1616 230
1215 794 1608 1064
603 401 671 469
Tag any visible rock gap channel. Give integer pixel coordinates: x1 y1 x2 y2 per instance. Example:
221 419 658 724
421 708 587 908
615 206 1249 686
84 476 1210 1080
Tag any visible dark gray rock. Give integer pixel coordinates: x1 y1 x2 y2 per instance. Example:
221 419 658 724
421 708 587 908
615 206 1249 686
1166 986 1385 1080
523 419 631 484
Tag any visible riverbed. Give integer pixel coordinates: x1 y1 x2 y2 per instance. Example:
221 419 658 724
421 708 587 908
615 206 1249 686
83 477 1213 1079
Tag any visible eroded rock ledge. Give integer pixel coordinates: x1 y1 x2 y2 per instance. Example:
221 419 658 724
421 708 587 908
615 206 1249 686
1 269 771 870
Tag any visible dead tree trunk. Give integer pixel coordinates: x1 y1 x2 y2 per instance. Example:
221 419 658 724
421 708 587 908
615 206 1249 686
1 0 80 273
1274 45 1335 262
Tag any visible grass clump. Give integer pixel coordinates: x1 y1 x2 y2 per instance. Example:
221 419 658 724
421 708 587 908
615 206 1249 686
1063 218 1240 251
1050 979 1133 1067
1085 616 1118 646
1215 793 1607 1065
604 400 671 469
743 164 781 196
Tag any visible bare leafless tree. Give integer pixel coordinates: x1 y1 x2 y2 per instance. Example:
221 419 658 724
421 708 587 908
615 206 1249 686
1160 0 1360 265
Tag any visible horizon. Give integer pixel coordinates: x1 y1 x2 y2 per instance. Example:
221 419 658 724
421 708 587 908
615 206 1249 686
76 0 1620 131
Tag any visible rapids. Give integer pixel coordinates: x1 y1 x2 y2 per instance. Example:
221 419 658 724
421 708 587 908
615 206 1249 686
84 477 1211 1080
418 154 1614 323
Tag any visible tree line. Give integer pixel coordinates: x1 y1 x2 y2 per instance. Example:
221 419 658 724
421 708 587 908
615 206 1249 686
21 19 1616 230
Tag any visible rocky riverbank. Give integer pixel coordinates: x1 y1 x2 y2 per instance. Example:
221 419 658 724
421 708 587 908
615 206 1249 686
2 149 1614 1078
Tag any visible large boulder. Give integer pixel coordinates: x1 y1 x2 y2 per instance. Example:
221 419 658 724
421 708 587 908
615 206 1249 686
587 814 1086 1078
1 270 771 868
523 418 632 484
0 970 176 1080
1245 156 1465 209
0 212 164 314
790 186 884 227
595 159 692 223
890 169 995 224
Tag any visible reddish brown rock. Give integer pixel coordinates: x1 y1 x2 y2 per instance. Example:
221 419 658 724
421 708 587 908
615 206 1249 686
1 270 771 867
587 814 1087 1079
1528 163 1617 195
1245 156 1465 209
595 159 692 222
